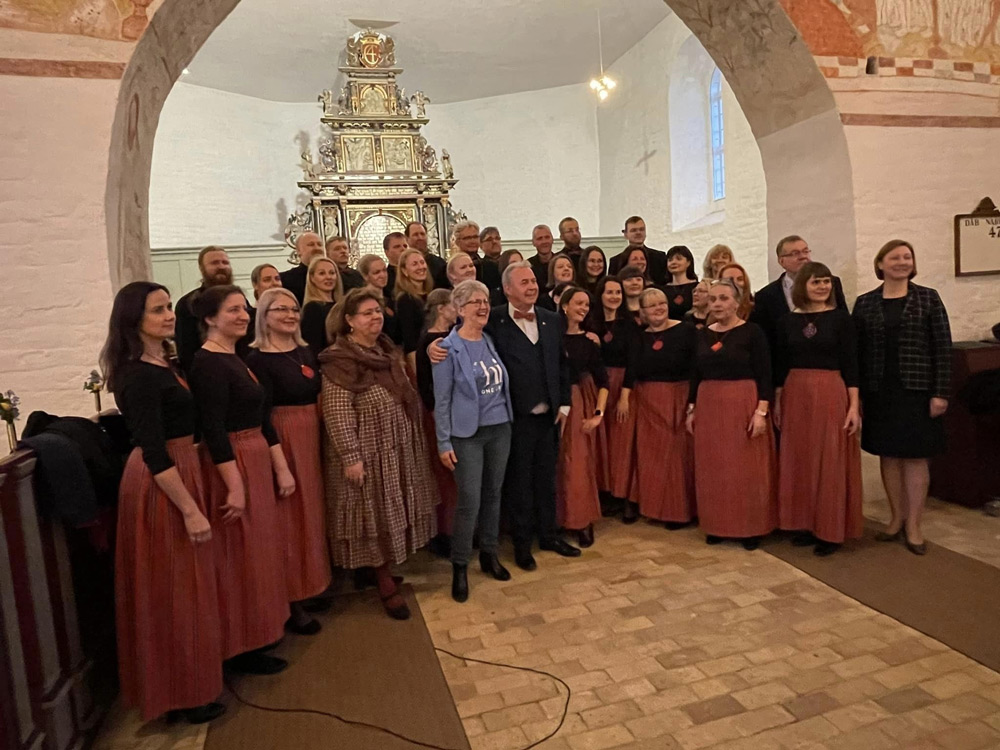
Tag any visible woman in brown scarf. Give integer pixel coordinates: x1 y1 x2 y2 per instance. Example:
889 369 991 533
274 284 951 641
319 288 438 620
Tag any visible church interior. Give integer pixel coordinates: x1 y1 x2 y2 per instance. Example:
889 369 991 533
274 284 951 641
2 0 1000 749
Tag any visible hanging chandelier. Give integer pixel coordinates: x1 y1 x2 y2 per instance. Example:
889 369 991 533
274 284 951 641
589 6 616 102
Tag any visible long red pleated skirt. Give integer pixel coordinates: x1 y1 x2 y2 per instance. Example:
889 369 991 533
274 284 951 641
423 405 457 536
693 380 778 538
558 376 602 531
778 369 864 543
202 428 289 658
634 381 695 522
271 404 331 601
599 367 635 499
116 437 223 719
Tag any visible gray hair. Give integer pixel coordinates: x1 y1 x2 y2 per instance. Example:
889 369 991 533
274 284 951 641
531 224 551 238
452 219 480 240
251 288 306 349
502 260 533 291
451 279 489 310
709 277 743 303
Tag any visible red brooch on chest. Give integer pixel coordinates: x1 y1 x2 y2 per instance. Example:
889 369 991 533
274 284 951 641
603 331 613 343
652 339 664 351
301 364 315 379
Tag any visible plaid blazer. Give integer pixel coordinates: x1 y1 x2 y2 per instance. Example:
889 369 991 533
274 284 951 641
852 282 952 397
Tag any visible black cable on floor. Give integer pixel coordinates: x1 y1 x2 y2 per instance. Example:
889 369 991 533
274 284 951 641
223 646 572 750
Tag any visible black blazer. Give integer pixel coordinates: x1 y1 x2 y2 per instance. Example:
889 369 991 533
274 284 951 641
279 264 308 305
751 272 847 367
608 245 668 286
852 282 952 398
485 304 570 414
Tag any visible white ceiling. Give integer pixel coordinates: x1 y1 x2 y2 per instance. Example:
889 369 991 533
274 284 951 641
184 0 671 104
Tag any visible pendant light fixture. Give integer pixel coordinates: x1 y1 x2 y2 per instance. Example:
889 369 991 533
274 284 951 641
589 5 616 101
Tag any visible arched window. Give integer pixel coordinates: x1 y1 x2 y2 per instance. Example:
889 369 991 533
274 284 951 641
710 68 725 201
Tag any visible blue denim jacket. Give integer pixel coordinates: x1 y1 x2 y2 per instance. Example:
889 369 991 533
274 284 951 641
432 328 513 453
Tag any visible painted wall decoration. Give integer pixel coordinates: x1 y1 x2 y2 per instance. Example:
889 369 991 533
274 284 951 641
782 0 1000 62
0 0 157 42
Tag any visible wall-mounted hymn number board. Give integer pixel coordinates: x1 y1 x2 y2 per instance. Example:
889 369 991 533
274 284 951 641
954 197 1000 277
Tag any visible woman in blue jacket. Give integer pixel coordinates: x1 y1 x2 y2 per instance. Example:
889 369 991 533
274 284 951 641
433 279 514 602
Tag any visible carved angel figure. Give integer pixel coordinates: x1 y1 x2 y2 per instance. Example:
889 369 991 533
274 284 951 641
410 90 431 117
337 86 351 115
396 87 409 115
441 149 454 179
421 143 438 173
318 137 339 171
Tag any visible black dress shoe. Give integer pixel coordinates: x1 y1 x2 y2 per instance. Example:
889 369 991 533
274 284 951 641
875 528 903 542
904 534 927 556
514 547 537 571
539 538 582 557
225 652 288 675
741 536 761 551
285 617 322 636
451 564 469 603
664 521 688 531
167 702 226 724
577 524 595 548
705 535 724 545
791 532 817 547
814 541 840 557
479 552 512 581
622 501 640 525
302 597 333 613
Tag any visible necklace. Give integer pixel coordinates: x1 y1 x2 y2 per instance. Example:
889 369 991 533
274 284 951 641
710 324 738 352
276 347 314 379
802 314 819 339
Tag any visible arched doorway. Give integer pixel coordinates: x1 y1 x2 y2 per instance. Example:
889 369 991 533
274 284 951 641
106 0 858 295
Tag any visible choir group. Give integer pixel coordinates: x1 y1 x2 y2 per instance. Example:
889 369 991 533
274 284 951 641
101 215 953 725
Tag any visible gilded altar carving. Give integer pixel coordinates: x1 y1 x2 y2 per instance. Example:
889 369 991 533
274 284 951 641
284 29 461 259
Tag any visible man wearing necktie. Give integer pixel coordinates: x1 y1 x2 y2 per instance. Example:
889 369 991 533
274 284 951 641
428 261 580 571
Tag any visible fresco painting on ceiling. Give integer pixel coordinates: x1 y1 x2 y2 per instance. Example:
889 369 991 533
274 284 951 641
0 0 153 42
782 0 1000 61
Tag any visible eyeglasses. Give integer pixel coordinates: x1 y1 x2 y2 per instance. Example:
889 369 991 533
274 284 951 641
780 250 811 259
462 299 491 308
268 306 301 315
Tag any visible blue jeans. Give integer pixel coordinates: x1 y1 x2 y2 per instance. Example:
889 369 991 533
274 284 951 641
450 422 512 566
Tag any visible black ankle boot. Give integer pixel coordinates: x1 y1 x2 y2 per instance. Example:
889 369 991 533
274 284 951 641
451 564 469 603
479 552 511 581
622 501 640 525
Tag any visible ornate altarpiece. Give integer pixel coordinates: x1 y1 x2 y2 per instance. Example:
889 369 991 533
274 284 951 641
285 29 460 263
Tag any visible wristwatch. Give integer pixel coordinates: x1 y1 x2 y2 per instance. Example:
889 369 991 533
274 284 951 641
594 409 603 417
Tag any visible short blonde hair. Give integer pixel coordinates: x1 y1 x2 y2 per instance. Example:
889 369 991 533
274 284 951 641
251 288 306 349
703 244 734 280
304 256 343 305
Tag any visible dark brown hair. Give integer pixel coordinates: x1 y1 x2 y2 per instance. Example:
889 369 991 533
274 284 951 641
790 262 834 309
327 287 384 342
100 281 172 393
874 239 917 280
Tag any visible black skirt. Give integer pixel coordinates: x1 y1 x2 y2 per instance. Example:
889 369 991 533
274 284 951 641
860 383 945 458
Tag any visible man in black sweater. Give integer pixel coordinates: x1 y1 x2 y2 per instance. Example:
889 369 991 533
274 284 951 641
607 216 667 285
406 221 448 289
326 235 365 291
279 232 326 304
453 219 501 291
751 234 848 370
556 216 584 266
528 224 555 289
174 246 251 372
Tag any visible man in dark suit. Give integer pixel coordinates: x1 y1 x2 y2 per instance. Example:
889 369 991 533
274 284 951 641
383 231 407 296
326 235 365 291
426 261 581 570
174 246 252 372
607 216 667 285
279 232 326 304
406 221 448 289
556 217 584 266
453 219 501 292
751 235 848 369
527 224 555 289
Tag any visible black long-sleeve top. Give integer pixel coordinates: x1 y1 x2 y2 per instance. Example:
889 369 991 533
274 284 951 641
189 349 276 464
117 362 197 475
382 295 402 346
689 322 773 403
663 281 698 320
174 285 252 373
396 293 426 355
416 328 452 410
634 322 697 386
564 333 610 389
774 309 859 388
300 301 334 358
247 348 321 444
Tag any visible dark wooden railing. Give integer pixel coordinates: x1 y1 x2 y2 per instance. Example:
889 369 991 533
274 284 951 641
0 449 106 750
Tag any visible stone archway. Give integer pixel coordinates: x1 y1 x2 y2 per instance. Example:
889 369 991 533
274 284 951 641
106 0 857 294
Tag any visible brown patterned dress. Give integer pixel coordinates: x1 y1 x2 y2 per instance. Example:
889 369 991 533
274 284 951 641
321 371 438 569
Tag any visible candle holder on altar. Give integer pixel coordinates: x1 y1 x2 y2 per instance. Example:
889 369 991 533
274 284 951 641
83 370 105 413
1 390 20 453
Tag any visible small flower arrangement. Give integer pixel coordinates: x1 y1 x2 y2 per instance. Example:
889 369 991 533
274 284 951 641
0 390 19 424
84 370 105 411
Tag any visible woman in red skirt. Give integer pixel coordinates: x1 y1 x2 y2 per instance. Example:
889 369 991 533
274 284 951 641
557 287 609 547
247 287 332 634
101 281 224 723
589 276 640 520
633 288 698 528
686 279 777 550
774 262 863 555
189 285 290 675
